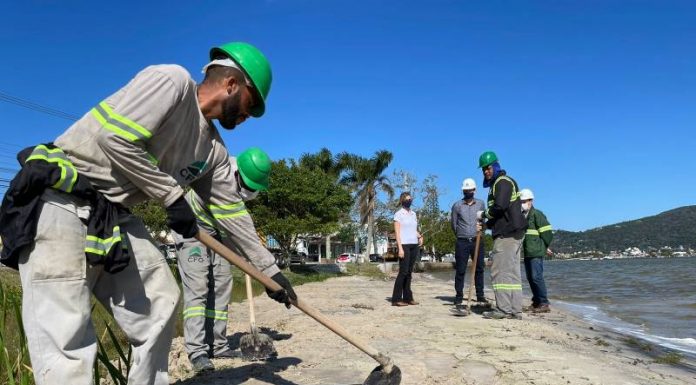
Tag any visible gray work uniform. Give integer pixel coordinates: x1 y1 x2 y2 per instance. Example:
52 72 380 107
173 158 268 361
20 65 278 385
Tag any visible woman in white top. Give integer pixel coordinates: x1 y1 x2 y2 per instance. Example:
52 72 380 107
391 192 423 306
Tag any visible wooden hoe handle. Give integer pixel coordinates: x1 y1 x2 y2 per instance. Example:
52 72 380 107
195 231 394 370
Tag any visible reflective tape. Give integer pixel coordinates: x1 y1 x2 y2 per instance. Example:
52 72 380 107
538 225 552 233
188 191 217 228
26 145 78 193
526 229 539 236
85 226 122 256
91 101 152 142
492 283 523 291
183 306 228 320
207 201 248 220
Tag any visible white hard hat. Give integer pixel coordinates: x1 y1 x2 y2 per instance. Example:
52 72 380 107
461 178 476 190
519 188 534 200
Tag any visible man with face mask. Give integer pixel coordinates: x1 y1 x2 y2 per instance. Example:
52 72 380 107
0 42 295 385
519 189 553 313
476 151 527 320
450 178 487 305
173 148 293 373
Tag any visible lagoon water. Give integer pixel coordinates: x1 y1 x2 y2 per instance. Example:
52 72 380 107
430 256 696 357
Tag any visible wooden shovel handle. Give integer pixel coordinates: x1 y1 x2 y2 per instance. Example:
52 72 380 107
195 231 393 370
466 230 482 308
245 273 256 326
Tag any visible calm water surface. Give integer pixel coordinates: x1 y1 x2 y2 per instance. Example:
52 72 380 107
431 256 696 356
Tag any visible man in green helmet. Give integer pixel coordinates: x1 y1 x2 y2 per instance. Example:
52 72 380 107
0 42 294 385
173 148 288 373
476 151 527 320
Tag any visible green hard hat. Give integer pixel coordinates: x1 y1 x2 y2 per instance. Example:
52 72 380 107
478 151 499 168
237 147 271 191
210 42 272 118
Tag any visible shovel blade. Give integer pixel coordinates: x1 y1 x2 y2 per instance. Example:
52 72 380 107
364 364 401 385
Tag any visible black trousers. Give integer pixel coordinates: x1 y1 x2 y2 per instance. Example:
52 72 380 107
454 237 485 300
391 244 419 302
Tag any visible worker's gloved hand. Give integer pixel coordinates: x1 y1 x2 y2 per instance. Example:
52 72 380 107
166 196 199 238
266 272 297 309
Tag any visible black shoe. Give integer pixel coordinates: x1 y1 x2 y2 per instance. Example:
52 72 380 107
453 296 463 305
476 297 489 304
191 355 214 373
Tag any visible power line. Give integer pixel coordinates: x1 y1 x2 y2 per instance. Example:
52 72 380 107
0 90 80 121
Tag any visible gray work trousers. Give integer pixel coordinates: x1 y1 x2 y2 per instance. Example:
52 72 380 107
176 240 232 360
18 190 180 385
490 235 523 315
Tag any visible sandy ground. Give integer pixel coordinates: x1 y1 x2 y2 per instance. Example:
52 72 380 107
168 273 696 385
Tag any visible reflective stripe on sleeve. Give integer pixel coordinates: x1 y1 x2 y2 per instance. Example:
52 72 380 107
26 144 79 193
188 191 217 228
206 201 249 220
91 101 152 142
538 225 552 233
526 229 539 236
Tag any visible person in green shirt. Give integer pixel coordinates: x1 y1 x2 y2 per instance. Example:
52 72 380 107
520 188 553 313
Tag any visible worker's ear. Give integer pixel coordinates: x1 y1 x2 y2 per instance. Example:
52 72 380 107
225 76 241 95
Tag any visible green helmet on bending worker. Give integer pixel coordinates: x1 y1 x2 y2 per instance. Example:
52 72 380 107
237 147 271 191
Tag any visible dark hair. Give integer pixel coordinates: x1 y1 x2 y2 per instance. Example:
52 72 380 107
202 65 246 85
398 192 412 206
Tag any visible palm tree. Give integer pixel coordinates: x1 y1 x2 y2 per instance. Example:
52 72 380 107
340 150 394 262
299 148 348 261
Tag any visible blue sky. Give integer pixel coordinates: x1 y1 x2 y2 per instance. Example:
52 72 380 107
1 1 694 231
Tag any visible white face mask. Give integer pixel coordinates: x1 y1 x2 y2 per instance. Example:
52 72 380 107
521 202 532 212
239 187 258 201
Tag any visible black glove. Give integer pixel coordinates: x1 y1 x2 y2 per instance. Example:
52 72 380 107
266 272 297 308
166 196 199 238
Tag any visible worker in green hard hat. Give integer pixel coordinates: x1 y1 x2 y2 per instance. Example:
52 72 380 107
173 147 286 373
476 151 527 320
0 41 293 385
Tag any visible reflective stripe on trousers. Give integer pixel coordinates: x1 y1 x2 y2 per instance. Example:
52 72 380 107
176 240 232 359
490 236 523 314
17 189 180 385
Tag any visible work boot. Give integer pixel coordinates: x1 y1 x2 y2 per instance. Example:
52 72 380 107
392 301 408 307
476 297 489 305
531 304 550 313
523 303 539 312
191 355 214 373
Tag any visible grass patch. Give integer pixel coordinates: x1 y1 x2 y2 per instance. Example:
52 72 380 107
654 352 683 365
342 262 388 279
623 336 653 352
594 337 610 347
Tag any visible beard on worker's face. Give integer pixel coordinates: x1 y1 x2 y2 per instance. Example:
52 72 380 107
218 91 243 130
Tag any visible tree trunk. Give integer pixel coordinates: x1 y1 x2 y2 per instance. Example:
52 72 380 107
324 234 331 262
365 212 374 264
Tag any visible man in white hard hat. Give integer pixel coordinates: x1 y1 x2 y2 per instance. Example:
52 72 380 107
450 178 487 305
520 188 553 313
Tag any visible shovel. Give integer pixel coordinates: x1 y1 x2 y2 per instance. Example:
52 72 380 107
450 230 482 317
196 231 401 385
239 273 277 360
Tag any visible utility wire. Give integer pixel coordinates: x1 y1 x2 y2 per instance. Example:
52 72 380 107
0 90 80 121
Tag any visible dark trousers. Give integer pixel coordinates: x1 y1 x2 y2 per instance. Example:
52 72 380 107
454 237 485 300
391 244 419 302
524 257 549 305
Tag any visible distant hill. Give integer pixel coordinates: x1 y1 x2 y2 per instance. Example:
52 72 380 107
553 206 696 253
